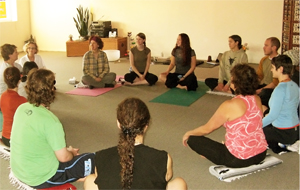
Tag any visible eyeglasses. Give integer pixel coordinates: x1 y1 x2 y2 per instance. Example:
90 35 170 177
28 47 36 50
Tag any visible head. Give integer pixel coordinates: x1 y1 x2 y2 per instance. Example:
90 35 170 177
174 33 192 66
21 61 38 82
4 67 21 89
25 69 56 107
117 97 150 189
23 42 38 55
1 44 18 61
230 64 259 96
229 35 242 50
176 33 190 48
263 37 280 56
271 55 293 78
136 33 146 46
89 35 103 50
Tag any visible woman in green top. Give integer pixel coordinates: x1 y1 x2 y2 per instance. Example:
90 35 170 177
123 33 158 86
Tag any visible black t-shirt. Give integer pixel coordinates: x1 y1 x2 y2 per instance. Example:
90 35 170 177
94 144 168 189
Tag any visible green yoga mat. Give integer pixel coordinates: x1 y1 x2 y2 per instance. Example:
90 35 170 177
150 81 209 106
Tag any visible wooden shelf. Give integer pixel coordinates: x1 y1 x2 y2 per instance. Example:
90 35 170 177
66 37 127 57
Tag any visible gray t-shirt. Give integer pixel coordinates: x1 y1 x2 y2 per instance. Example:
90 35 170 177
131 46 151 73
172 48 196 74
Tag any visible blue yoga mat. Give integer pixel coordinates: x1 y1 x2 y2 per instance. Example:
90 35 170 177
149 81 209 106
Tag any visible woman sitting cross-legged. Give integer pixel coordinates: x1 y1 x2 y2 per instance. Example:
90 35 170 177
183 64 268 168
160 33 198 91
262 55 299 154
76 35 116 89
123 33 158 86
84 97 187 190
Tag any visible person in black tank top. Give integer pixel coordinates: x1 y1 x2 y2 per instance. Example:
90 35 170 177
84 98 187 190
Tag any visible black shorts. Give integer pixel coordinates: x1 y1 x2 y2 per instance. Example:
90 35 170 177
32 153 95 189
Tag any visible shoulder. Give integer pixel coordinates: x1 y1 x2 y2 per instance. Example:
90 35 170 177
96 146 117 155
14 63 22 71
19 55 27 61
83 51 92 57
136 144 167 157
145 47 151 54
260 56 269 62
191 49 196 56
35 54 42 59
131 46 137 52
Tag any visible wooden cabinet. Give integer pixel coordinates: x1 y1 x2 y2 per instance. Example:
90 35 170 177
281 0 299 53
66 37 127 57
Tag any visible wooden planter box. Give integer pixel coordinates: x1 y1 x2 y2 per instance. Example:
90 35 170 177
66 37 127 57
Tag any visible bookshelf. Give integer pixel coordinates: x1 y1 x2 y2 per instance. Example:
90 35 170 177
281 0 300 53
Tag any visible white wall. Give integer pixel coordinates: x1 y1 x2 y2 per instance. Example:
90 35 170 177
0 0 31 52
6 0 284 63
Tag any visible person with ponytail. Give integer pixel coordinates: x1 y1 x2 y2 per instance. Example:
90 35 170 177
205 34 248 93
84 97 187 190
18 61 38 98
0 67 27 147
123 33 158 86
160 33 198 91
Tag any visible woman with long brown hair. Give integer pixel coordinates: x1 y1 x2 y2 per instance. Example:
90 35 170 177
160 33 198 91
84 97 187 190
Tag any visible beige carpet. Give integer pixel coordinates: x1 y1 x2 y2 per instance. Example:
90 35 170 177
0 52 299 190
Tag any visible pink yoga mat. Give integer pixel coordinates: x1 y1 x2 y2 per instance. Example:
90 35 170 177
66 84 122 96
66 76 123 97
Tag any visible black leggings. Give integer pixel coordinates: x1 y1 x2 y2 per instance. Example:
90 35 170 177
204 78 234 94
165 73 198 91
187 136 267 168
124 72 158 85
263 125 299 153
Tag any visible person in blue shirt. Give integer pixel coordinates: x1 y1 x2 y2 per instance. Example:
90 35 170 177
262 55 299 154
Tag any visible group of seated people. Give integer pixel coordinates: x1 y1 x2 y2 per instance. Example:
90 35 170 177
0 32 299 189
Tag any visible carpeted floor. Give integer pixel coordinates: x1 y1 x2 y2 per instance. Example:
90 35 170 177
0 52 299 190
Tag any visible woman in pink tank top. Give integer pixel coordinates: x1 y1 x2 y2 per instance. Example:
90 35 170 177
183 64 268 168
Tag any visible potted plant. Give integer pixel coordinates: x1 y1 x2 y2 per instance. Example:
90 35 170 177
73 5 90 40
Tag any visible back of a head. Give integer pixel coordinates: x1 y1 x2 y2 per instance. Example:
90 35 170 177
117 97 150 189
4 67 20 89
21 61 38 82
231 63 259 96
26 68 56 107
271 55 293 76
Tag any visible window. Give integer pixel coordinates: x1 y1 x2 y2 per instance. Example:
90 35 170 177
0 0 17 22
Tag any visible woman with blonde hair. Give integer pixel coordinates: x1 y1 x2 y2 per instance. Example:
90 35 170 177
19 42 46 69
84 97 187 190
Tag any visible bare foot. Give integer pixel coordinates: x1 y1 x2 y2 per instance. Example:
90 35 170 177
176 84 187 90
200 155 207 159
